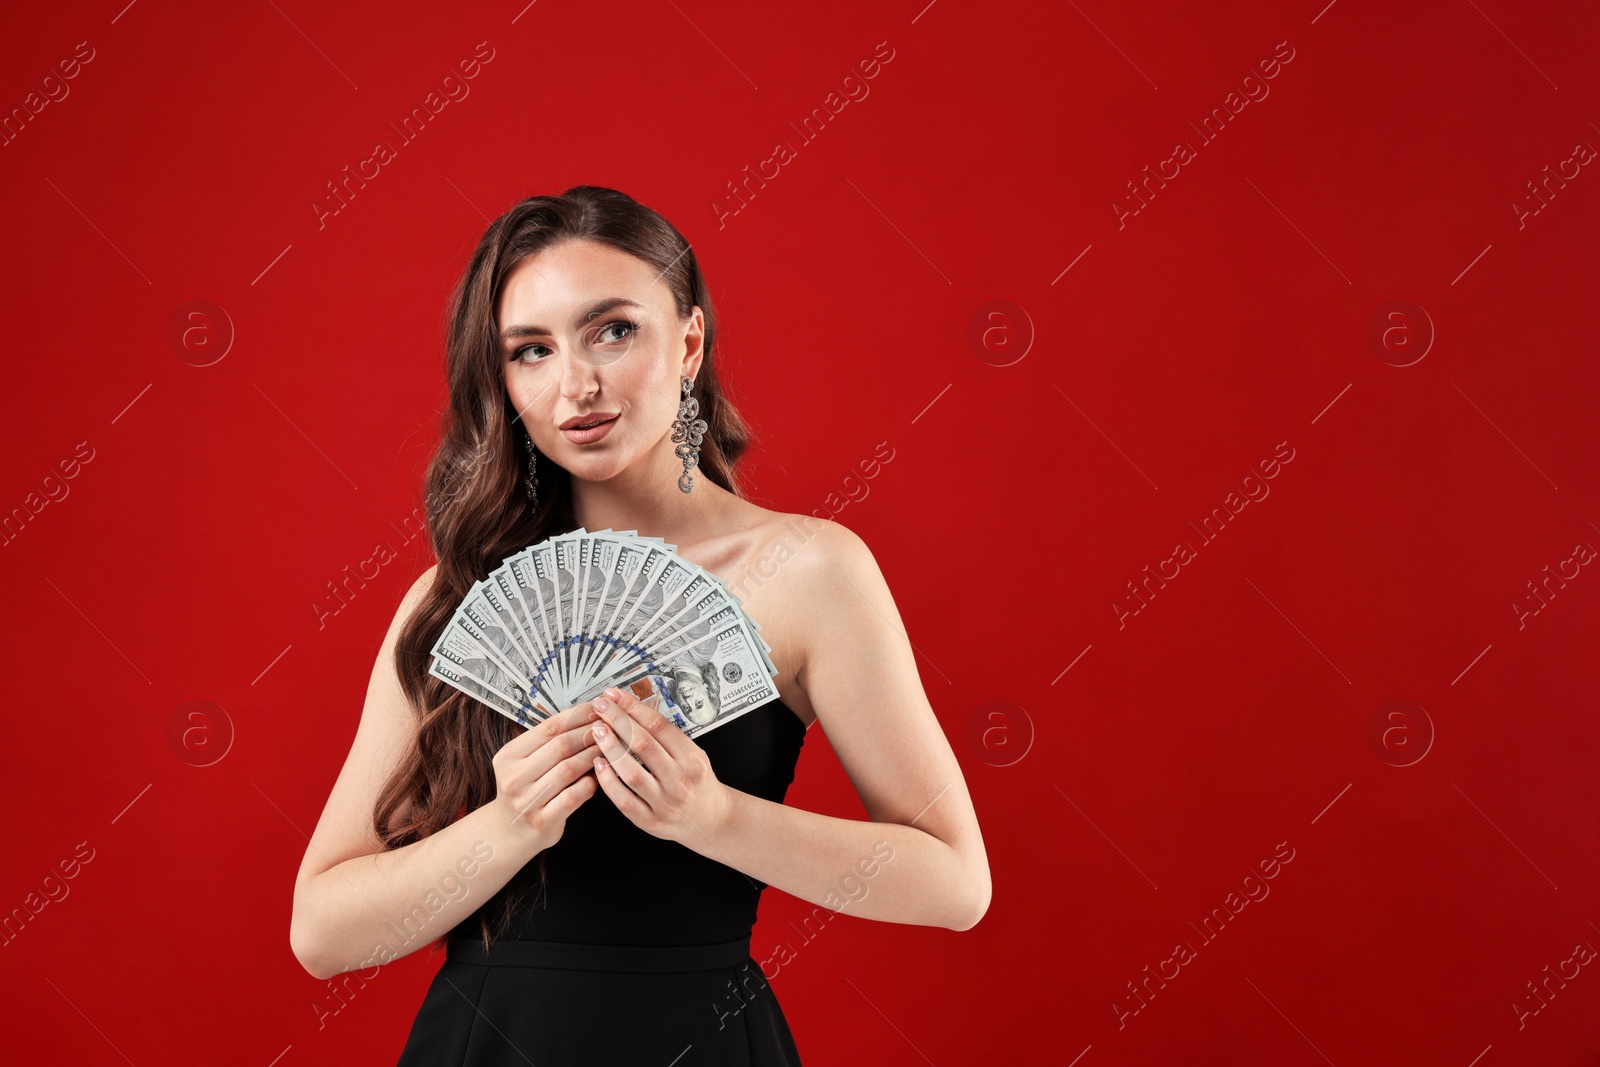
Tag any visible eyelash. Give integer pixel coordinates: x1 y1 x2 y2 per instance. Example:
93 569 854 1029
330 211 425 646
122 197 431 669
510 319 641 363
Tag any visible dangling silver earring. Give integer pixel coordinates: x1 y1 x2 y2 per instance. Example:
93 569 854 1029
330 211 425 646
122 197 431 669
523 431 539 514
670 375 708 493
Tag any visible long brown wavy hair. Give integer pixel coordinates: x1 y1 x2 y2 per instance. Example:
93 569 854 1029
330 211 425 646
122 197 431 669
376 185 753 950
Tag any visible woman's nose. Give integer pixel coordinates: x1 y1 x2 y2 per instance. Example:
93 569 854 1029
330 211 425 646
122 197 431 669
558 349 599 398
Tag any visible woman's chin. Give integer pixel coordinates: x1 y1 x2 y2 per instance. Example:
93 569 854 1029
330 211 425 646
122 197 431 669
562 453 630 481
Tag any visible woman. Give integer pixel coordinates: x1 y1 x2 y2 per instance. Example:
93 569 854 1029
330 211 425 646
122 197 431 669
288 185 991 1065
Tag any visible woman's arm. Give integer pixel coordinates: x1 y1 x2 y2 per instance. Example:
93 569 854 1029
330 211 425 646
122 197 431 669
706 781 984 930
699 520 990 929
293 804 542 981
291 572 608 979
584 518 992 929
289 566 546 980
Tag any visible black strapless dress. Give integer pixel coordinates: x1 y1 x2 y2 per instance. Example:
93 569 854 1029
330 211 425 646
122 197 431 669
395 699 809 1066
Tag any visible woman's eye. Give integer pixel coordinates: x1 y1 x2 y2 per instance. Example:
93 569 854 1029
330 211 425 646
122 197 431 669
598 320 641 344
511 321 638 363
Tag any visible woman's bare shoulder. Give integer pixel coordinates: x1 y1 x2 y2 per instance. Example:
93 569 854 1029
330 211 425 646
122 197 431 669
713 505 865 589
721 510 847 729
758 509 870 572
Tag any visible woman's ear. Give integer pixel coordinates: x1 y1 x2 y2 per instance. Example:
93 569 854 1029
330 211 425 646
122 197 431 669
680 306 706 379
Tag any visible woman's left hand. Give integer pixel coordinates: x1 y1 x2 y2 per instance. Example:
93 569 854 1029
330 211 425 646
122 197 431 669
589 687 735 847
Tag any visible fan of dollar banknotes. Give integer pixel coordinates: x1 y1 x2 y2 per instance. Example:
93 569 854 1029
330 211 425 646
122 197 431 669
428 528 781 740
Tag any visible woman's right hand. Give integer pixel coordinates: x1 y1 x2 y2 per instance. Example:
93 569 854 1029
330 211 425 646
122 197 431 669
490 699 604 853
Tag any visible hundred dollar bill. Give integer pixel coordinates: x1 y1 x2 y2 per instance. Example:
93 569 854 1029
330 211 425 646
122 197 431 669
484 566 545 679
447 606 568 718
592 605 778 726
548 532 586 702
571 533 618 686
598 617 780 740
584 551 710 682
507 542 558 705
634 539 776 680
571 535 659 684
598 546 683 671
621 574 745 673
564 534 623 685
459 582 538 681
428 630 546 726
430 530 784 741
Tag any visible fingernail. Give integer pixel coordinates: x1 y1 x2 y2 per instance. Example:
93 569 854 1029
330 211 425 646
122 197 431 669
592 723 607 740
605 689 622 700
593 697 610 711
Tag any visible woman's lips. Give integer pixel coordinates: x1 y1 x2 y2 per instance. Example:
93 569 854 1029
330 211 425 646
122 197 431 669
561 415 618 444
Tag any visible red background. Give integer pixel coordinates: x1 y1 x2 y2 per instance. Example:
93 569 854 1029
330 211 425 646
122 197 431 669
2 1 1597 1064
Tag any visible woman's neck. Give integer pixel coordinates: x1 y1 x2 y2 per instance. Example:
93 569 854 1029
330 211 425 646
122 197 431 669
568 440 735 545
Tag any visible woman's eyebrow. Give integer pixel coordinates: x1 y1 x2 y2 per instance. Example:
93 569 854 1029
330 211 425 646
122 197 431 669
500 297 647 341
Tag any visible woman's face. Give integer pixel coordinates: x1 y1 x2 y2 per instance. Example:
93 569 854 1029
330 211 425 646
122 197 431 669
498 238 702 483
677 675 715 725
